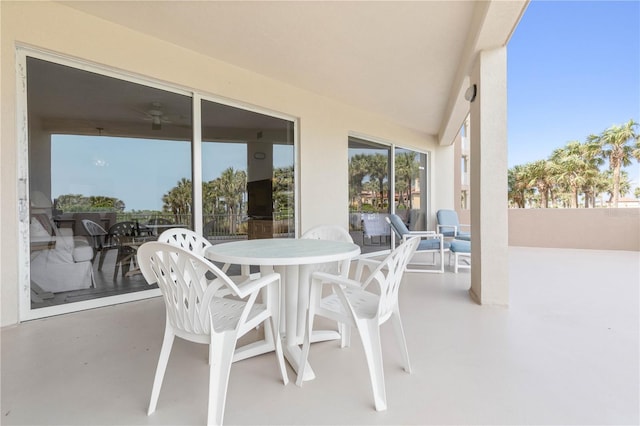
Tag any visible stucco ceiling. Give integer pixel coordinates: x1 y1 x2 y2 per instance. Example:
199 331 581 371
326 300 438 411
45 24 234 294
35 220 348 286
58 1 527 141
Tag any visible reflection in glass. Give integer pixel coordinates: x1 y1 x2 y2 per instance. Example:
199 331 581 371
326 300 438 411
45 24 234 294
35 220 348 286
27 57 192 308
394 148 428 231
201 99 295 241
25 56 296 312
348 137 392 253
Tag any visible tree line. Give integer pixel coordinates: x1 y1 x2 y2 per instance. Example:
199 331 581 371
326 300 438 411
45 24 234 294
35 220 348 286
508 119 640 208
162 166 294 233
348 151 420 212
54 166 294 233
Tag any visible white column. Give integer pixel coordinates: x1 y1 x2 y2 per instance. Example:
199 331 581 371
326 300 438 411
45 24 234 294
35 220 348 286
468 47 509 306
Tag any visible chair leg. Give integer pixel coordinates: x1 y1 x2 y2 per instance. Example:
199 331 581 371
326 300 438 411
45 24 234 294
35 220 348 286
339 323 351 348
268 316 289 385
390 310 411 373
356 319 387 411
207 332 237 426
97 250 108 271
148 325 175 416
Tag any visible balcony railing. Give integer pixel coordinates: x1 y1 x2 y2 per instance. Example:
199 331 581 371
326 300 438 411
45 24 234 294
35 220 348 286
113 212 295 240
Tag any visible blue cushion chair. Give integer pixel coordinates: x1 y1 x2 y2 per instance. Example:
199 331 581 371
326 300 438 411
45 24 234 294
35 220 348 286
436 209 471 241
449 239 471 273
387 214 450 273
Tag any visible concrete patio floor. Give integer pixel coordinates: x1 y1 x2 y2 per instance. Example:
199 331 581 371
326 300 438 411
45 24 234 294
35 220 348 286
1 246 638 425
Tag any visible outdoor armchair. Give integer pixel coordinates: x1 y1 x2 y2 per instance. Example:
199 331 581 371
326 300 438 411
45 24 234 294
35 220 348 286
137 242 288 426
296 237 420 411
387 213 449 273
81 219 117 272
301 225 355 347
436 209 471 241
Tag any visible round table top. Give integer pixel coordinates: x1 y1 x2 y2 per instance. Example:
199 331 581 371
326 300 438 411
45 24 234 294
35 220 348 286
204 238 361 266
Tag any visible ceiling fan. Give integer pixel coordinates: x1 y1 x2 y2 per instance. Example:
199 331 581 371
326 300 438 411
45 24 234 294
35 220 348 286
141 102 171 130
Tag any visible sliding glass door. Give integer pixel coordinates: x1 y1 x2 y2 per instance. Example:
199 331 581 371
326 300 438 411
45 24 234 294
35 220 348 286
22 53 295 317
348 137 392 254
348 136 429 254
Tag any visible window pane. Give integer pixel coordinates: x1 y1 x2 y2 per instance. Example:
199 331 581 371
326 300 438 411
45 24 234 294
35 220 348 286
201 99 295 242
348 137 391 253
27 57 192 308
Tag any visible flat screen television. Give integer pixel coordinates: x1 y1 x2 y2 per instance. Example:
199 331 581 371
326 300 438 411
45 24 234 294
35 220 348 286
247 179 273 219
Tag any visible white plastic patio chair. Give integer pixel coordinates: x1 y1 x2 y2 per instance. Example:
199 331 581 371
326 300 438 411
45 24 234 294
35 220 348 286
296 237 420 411
300 225 355 347
137 242 288 426
81 219 115 271
387 214 449 273
436 209 471 241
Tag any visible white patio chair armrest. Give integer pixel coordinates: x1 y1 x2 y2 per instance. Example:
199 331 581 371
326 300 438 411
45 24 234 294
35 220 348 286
232 272 280 299
402 231 437 242
437 224 457 233
354 258 383 280
311 271 364 291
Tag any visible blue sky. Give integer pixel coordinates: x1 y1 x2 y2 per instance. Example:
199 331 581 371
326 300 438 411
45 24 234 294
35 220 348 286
507 0 640 187
52 136 291 211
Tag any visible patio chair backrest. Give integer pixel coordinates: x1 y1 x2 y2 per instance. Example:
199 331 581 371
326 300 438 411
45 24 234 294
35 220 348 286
436 209 460 236
364 236 419 318
301 225 354 276
81 219 108 249
158 228 211 257
137 242 242 335
387 214 410 239
301 225 353 243
107 221 152 244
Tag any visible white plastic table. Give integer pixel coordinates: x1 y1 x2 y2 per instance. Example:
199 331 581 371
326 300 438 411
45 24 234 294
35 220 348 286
204 238 361 380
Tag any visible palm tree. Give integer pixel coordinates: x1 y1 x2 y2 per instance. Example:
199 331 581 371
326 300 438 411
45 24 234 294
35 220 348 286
508 165 530 208
362 180 378 208
577 139 604 208
273 166 294 216
368 153 388 210
162 178 192 222
348 154 369 211
589 171 611 208
549 142 590 208
633 138 640 162
216 168 246 234
526 160 555 208
590 119 638 207
395 151 419 209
